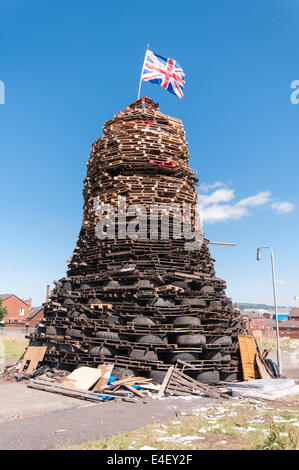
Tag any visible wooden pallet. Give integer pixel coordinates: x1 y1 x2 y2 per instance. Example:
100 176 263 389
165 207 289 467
238 335 260 381
157 362 230 400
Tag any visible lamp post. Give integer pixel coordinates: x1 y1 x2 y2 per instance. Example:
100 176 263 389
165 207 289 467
257 246 282 376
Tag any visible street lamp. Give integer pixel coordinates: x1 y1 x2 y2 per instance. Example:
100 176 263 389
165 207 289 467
257 246 282 376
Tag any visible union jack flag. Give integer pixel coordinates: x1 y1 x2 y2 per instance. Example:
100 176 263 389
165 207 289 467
141 50 186 99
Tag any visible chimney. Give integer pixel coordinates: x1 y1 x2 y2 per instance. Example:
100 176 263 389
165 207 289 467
45 285 50 303
23 298 32 308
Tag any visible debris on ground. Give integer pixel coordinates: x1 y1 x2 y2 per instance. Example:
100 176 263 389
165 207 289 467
27 365 153 403
27 361 229 403
1 355 235 404
157 361 230 399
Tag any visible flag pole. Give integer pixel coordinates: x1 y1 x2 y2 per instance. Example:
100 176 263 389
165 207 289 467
137 43 149 100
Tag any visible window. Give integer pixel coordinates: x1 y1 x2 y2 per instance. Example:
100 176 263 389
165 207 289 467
19 308 25 316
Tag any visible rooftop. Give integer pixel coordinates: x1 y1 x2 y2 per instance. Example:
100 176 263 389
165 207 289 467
289 308 299 317
0 294 12 301
278 320 299 328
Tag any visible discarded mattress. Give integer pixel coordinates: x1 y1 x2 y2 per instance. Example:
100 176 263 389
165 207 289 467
226 378 299 400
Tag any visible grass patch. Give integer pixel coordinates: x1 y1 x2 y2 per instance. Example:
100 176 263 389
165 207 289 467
0 336 28 360
255 421 299 450
258 337 299 351
64 396 299 450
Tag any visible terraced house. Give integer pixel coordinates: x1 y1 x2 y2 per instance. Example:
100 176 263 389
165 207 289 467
0 294 32 327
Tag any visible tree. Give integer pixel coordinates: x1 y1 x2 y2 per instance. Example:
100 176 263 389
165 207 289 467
0 298 8 322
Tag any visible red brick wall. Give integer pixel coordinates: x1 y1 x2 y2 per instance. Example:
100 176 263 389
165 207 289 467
28 309 44 328
279 328 299 339
2 296 31 324
5 322 26 328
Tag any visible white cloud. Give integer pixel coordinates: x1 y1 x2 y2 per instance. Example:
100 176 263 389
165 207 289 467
198 188 235 207
199 181 224 193
271 201 295 214
202 204 249 223
199 182 295 224
237 191 271 208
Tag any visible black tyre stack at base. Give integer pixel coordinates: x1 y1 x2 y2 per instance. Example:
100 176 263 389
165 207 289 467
29 97 245 384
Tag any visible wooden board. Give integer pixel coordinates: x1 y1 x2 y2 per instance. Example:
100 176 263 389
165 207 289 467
18 346 47 376
92 364 114 391
157 366 174 398
110 376 150 387
256 353 273 379
123 384 146 398
238 335 260 381
62 367 103 390
28 378 136 402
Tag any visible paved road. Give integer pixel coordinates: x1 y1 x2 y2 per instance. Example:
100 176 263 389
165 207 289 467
0 391 219 450
0 383 88 422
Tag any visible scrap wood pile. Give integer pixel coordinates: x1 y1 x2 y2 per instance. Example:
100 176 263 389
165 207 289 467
157 361 230 400
28 96 245 385
28 363 153 403
11 346 230 402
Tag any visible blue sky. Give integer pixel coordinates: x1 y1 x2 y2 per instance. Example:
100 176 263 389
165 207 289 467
0 0 298 306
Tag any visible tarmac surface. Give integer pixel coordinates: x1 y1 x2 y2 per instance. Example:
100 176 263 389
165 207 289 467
0 382 219 450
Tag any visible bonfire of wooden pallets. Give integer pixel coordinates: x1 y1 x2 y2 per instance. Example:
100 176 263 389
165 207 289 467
28 96 245 384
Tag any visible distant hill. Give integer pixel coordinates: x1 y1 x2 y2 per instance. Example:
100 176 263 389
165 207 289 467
237 303 289 310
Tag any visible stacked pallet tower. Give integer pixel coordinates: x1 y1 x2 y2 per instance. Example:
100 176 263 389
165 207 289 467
30 97 244 384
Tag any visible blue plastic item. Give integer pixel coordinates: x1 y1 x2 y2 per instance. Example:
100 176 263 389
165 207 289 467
94 376 144 400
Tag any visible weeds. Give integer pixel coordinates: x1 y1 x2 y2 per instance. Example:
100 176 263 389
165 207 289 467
256 421 299 450
0 336 28 360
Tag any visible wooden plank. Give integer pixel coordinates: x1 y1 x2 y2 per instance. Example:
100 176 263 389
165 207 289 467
174 271 206 280
165 388 192 396
170 374 220 399
167 383 201 394
123 384 146 398
29 378 131 399
109 379 151 392
18 346 47 376
108 376 149 387
157 366 174 398
256 353 273 379
29 382 137 403
29 382 104 402
93 364 114 391
253 338 274 378
171 366 229 399
172 368 216 390
62 366 103 390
